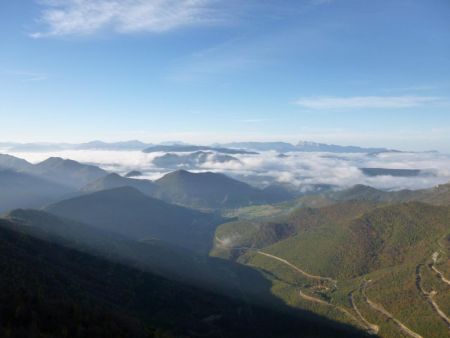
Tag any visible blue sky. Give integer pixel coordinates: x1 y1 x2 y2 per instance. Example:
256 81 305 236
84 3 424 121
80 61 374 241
0 0 449 151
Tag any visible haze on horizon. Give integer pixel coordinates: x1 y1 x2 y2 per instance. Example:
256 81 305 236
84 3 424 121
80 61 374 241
1 0 450 151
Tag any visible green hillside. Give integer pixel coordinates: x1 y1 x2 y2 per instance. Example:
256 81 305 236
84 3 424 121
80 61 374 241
212 201 377 262
214 200 450 337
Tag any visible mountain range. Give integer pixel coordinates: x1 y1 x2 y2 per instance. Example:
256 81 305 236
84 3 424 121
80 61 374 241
143 144 258 155
217 141 397 153
1 139 401 154
0 147 449 337
0 154 108 189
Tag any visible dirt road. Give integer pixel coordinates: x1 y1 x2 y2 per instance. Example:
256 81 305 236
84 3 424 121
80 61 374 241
361 280 423 338
256 251 337 285
416 264 450 328
349 291 379 335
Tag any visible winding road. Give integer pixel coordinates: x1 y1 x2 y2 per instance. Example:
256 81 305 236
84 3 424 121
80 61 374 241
416 264 450 328
254 250 377 334
430 264 450 287
431 251 450 286
216 236 449 337
431 265 450 286
256 251 337 285
361 280 424 338
349 291 379 335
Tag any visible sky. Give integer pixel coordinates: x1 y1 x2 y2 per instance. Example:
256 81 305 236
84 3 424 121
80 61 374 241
1 0 449 151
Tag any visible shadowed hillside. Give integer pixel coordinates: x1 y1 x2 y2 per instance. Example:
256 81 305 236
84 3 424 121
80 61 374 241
0 170 72 212
45 186 223 253
0 217 368 338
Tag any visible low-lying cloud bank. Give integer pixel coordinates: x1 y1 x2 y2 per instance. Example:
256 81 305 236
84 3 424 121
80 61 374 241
2 148 450 191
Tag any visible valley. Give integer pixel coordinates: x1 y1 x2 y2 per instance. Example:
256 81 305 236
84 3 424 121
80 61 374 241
3 1 449 335
1 149 450 337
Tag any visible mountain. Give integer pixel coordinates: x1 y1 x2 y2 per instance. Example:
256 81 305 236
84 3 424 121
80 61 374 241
296 141 394 153
2 140 152 152
415 182 450 205
45 187 222 253
274 181 450 214
1 140 399 154
360 167 423 177
154 170 283 210
82 173 158 197
0 154 109 190
29 157 108 189
327 184 415 203
323 182 450 206
214 199 450 338
218 142 299 152
0 170 72 212
242 202 448 278
77 140 151 151
4 209 258 294
143 144 258 155
124 170 143 177
4 208 332 305
0 216 363 338
152 151 239 169
212 200 377 259
0 153 33 171
217 141 396 153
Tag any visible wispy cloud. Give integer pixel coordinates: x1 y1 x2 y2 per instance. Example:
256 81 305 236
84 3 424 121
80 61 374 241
31 0 228 38
4 70 49 82
295 95 442 109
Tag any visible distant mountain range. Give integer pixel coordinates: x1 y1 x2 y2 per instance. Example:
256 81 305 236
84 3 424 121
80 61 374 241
1 139 404 154
0 140 153 152
218 141 398 153
143 144 258 155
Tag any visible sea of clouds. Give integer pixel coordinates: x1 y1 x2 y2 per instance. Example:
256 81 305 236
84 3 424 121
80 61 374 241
3 148 450 191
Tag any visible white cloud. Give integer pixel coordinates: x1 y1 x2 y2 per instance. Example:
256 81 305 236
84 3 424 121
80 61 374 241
31 0 226 38
3 147 450 191
295 95 441 109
